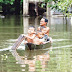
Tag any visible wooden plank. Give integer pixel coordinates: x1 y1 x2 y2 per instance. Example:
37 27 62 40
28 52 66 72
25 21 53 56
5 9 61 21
11 34 25 50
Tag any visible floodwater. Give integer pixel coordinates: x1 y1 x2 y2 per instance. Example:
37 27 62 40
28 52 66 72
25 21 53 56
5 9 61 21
0 15 72 72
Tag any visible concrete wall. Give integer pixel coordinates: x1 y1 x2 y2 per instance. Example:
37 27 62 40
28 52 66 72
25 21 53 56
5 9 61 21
23 0 46 16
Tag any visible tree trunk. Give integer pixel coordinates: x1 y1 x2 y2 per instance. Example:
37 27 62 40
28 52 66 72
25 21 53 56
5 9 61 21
15 0 20 15
2 4 7 15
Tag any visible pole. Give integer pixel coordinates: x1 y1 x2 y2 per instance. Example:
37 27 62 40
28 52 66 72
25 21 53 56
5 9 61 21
23 0 29 16
47 2 51 16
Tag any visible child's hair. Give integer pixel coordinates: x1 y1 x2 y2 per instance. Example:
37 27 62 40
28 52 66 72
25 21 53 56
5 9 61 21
43 17 48 23
29 26 35 28
28 26 35 31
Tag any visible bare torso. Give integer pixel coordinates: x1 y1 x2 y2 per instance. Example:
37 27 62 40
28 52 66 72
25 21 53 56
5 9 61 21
26 34 36 43
37 26 50 38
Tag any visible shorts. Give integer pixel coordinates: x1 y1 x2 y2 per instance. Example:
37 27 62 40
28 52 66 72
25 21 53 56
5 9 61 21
43 34 50 41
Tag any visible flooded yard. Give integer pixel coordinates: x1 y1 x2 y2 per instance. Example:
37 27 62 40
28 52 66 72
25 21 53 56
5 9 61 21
0 15 72 72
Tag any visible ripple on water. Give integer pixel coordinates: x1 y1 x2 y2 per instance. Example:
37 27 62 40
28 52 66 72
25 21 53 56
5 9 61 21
53 39 72 42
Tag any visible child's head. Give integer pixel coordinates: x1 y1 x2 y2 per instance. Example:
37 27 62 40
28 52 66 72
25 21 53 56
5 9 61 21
28 26 35 34
40 17 48 26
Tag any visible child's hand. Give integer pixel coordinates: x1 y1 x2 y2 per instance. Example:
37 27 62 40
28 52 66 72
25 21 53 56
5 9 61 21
25 35 28 38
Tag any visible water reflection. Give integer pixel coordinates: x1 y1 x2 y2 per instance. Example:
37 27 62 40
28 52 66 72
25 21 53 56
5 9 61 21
23 17 29 34
11 49 50 72
23 16 41 34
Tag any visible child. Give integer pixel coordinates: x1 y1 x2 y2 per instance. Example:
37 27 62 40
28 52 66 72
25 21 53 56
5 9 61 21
37 18 50 40
25 26 43 45
42 28 50 41
25 26 36 44
37 28 50 42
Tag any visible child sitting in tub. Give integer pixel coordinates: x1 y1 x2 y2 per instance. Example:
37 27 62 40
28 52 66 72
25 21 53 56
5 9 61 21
25 26 43 45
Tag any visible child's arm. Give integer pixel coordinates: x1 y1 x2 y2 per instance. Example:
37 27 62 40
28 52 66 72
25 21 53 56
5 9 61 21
25 34 36 39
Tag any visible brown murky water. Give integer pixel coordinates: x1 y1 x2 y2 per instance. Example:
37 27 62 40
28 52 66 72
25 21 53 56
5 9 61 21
0 15 72 72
